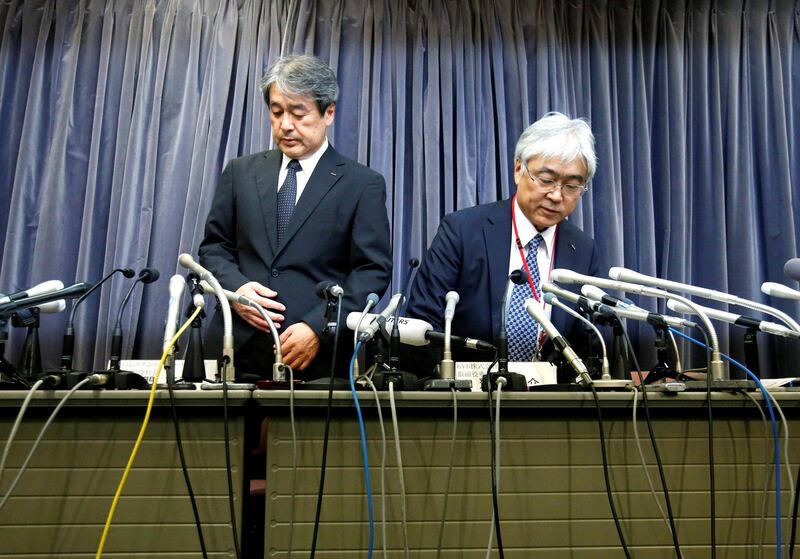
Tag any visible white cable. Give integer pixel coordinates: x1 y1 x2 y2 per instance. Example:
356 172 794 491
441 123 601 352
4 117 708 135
666 330 683 374
0 379 45 483
763 388 794 556
742 389 771 559
287 361 297 559
485 377 506 559
361 375 388 559
389 382 410 558
0 377 93 510
631 387 672 534
436 389 458 559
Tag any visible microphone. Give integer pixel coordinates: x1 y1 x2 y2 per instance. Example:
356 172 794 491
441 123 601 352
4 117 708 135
60 267 135 372
179 253 235 382
315 281 344 298
444 291 460 321
559 267 726 380
762 282 800 302
0 280 64 304
107 268 160 373
580 284 634 308
440 291 460 379
544 292 610 382
387 257 420 373
163 275 186 351
0 282 93 316
27 300 66 314
607 266 800 334
666 299 800 338
497 270 527 375
524 298 589 380
346 312 495 351
785 258 800 282
545 282 695 329
358 293 403 342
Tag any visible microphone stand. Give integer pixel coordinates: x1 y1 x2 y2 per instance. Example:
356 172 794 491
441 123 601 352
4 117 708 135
0 316 29 389
13 308 42 382
181 275 207 383
373 301 418 391
741 327 760 377
482 271 528 392
95 272 158 390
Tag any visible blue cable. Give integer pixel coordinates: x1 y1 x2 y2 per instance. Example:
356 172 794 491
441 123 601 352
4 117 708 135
349 341 374 558
669 328 781 559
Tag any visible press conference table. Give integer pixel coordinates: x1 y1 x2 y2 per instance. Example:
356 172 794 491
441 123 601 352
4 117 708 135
255 387 800 559
0 389 250 558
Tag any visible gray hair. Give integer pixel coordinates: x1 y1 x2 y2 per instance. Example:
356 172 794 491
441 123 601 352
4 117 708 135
514 112 597 182
259 54 340 114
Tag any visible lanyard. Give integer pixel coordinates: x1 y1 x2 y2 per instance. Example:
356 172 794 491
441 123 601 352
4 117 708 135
510 194 558 303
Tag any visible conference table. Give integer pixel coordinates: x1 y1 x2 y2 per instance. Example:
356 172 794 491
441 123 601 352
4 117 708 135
255 387 800 559
1 386 800 558
0 389 250 558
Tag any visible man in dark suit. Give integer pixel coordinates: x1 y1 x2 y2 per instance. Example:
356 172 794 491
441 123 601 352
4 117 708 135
199 55 392 379
407 112 600 377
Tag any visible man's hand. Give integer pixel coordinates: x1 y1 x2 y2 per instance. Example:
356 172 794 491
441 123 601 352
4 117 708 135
233 281 285 332
279 322 320 370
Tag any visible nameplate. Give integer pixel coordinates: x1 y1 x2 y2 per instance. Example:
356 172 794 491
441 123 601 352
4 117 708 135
116 360 217 384
456 361 557 391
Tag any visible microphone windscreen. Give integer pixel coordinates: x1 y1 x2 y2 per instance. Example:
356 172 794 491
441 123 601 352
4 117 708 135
139 268 160 284
784 258 800 282
366 293 380 306
315 281 336 298
120 268 136 278
408 257 420 268
509 269 527 285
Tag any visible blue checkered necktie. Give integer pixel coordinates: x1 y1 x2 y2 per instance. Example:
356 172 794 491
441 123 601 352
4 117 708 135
507 234 544 362
276 159 301 244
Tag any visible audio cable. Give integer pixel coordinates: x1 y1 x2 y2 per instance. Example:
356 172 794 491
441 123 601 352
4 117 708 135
0 378 46 484
95 305 202 558
435 388 459 559
670 328 783 559
0 376 93 511
388 381 410 558
349 340 375 557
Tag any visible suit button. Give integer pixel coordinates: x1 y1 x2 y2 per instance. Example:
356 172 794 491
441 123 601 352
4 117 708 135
271 269 279 278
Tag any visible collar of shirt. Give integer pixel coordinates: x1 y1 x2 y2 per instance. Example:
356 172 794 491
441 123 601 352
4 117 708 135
512 196 557 260
277 138 330 201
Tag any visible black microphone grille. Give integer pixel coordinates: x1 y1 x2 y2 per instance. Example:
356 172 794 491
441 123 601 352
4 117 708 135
315 280 336 299
138 268 160 284
509 269 528 285
408 257 420 268
119 267 136 278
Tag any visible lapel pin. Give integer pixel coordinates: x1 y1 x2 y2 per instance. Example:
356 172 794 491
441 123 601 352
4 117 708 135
330 171 337 176
570 243 576 251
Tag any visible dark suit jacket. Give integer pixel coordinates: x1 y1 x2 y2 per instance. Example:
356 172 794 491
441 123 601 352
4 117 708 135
198 146 392 379
406 198 600 376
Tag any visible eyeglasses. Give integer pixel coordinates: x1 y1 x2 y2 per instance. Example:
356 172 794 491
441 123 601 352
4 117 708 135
523 165 588 199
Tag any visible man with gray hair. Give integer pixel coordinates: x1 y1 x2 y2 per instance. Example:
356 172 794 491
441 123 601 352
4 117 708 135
199 54 391 379
407 112 600 379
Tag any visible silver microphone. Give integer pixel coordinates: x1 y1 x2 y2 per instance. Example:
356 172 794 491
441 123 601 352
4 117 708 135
441 291 460 379
761 282 800 302
524 297 589 379
180 253 234 381
666 299 800 338
358 293 403 342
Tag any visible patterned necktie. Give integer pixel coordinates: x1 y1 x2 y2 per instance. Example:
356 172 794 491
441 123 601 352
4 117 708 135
507 234 544 362
276 159 301 244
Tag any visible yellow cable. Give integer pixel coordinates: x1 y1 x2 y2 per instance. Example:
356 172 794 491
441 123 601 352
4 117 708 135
95 305 203 558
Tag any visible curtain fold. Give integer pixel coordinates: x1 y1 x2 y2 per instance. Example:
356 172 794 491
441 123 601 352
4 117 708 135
0 0 797 374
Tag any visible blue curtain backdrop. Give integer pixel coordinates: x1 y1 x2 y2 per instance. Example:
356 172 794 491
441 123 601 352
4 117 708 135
0 0 798 374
